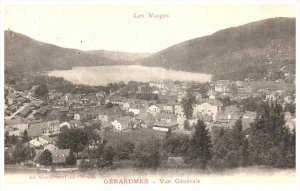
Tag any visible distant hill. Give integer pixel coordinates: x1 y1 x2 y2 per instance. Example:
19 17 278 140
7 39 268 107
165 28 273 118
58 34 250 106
4 30 125 73
141 17 295 80
5 17 295 81
87 50 151 62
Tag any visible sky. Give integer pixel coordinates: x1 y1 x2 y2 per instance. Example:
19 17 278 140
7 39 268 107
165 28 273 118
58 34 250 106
4 3 297 53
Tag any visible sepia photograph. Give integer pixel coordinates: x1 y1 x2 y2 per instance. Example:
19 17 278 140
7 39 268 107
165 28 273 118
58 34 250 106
1 1 298 191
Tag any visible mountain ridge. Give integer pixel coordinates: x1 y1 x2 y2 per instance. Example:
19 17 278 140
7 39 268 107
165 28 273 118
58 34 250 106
4 30 128 73
141 17 295 80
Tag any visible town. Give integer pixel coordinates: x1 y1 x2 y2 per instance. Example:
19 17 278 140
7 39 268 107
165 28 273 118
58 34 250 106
4 71 296 170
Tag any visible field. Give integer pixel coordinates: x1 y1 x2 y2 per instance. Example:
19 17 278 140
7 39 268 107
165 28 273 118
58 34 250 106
103 128 166 145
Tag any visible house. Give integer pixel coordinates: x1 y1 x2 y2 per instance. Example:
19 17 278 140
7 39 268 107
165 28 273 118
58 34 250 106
27 122 46 138
148 104 163 115
152 121 179 132
101 121 113 132
122 99 140 111
44 120 61 136
6 93 21 105
156 112 177 123
135 111 155 128
174 104 185 118
5 123 28 137
18 106 33 118
97 112 114 122
27 120 61 138
152 90 160 95
214 83 231 93
96 107 122 122
217 105 244 122
149 80 165 88
193 99 223 121
74 111 92 121
59 106 69 113
284 95 294 104
163 101 176 114
68 120 85 129
40 135 55 145
208 88 217 99
34 148 70 165
122 99 142 115
235 93 251 100
105 95 126 105
34 106 50 119
129 107 140 116
52 148 71 164
242 111 257 131
29 137 49 148
67 110 76 118
74 113 81 121
112 116 133 131
30 101 45 109
43 144 58 151
159 87 169 95
177 90 187 102
266 92 280 102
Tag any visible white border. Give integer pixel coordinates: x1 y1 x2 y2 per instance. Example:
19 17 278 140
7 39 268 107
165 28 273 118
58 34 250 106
1 1 299 191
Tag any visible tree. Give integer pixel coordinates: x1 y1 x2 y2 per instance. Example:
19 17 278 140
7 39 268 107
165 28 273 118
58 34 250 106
5 131 9 146
284 103 295 115
10 135 18 145
5 151 14 165
103 144 115 165
241 138 249 167
163 129 189 157
38 149 52 166
210 129 232 169
248 103 293 167
231 119 243 150
35 83 49 98
134 138 161 169
22 130 30 143
183 120 191 130
187 120 212 169
181 94 196 119
114 140 135 160
12 142 28 164
95 142 115 168
57 128 88 157
106 102 113 108
65 152 76 166
210 120 248 169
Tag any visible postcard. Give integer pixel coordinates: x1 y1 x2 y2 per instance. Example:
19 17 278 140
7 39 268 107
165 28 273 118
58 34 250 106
2 1 297 191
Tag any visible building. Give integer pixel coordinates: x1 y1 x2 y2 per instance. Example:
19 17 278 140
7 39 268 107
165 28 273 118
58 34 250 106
193 99 223 121
29 137 49 148
111 116 133 131
152 121 179 132
135 111 155 128
148 104 163 115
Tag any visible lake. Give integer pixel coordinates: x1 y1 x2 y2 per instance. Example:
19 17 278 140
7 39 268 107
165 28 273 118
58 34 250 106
47 65 212 86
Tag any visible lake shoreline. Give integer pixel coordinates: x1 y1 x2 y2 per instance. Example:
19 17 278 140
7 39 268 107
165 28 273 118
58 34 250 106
47 65 213 86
